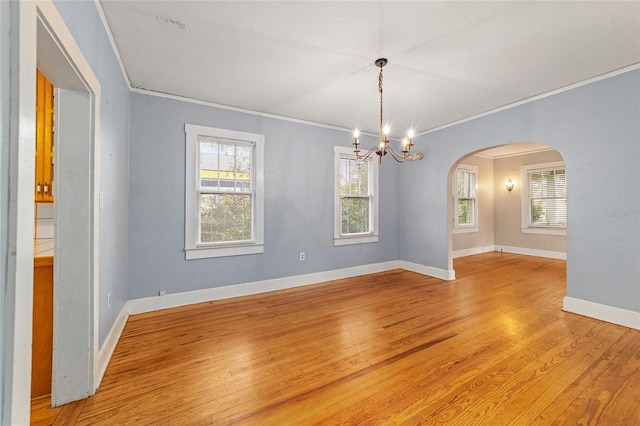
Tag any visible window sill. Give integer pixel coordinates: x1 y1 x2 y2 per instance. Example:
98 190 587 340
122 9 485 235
185 243 264 260
453 227 478 234
334 235 379 246
521 227 566 236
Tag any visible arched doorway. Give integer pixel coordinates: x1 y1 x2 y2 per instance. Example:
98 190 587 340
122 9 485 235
446 142 567 277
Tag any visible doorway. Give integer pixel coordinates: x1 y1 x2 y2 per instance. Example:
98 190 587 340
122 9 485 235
447 142 568 273
35 3 101 408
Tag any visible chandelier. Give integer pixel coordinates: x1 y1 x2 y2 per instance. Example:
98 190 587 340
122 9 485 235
353 58 423 163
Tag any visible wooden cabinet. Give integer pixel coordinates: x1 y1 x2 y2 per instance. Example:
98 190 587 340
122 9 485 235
35 70 54 202
31 256 53 398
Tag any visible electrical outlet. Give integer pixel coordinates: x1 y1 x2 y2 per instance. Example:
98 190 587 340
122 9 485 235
159 289 166 296
107 292 111 308
299 252 305 261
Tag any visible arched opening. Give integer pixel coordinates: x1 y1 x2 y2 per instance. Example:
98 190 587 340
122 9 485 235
446 142 567 279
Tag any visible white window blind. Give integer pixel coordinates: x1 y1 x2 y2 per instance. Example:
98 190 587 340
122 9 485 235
528 167 566 227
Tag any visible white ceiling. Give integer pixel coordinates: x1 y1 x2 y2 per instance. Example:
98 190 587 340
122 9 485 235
100 1 640 139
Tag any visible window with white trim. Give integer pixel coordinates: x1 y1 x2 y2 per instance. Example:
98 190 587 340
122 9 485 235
334 146 379 246
521 161 566 235
184 124 264 259
454 164 478 233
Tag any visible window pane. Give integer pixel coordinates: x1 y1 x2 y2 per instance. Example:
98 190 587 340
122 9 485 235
354 161 368 195
341 197 370 234
457 170 469 198
340 158 368 196
200 193 251 243
529 168 566 227
555 169 566 197
455 168 476 228
458 198 475 225
531 198 566 226
200 139 253 192
200 140 219 190
235 145 252 192
457 170 476 198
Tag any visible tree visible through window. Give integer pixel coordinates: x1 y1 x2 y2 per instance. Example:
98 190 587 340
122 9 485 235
340 157 370 234
199 139 253 243
333 146 379 246
184 124 264 259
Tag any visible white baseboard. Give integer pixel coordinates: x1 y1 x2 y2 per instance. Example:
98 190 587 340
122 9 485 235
494 245 566 260
129 261 402 314
452 245 496 259
397 261 455 281
96 301 129 389
128 260 455 315
563 296 640 330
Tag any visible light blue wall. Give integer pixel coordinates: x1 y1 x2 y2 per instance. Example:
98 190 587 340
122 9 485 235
128 94 400 299
53 1 130 346
400 69 640 312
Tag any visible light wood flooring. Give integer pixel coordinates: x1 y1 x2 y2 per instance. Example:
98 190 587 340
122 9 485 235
32 252 640 425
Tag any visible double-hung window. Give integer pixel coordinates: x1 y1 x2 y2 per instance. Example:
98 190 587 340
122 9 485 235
521 161 566 235
185 124 264 259
334 146 379 246
454 164 478 233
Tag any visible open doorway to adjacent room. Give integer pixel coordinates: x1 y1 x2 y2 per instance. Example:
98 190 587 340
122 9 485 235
446 142 567 279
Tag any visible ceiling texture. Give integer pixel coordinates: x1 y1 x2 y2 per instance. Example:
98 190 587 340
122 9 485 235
100 1 640 140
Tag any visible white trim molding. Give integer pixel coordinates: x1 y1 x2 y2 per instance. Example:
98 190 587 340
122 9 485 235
128 260 453 315
93 0 130 88
419 63 640 136
96 302 129 387
129 261 398 314
494 245 566 260
453 245 496 259
563 297 640 330
396 261 456 281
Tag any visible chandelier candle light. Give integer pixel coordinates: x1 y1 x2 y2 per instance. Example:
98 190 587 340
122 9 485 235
353 58 423 163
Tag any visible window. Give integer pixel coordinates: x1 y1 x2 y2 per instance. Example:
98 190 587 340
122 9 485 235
334 146 379 246
521 161 566 235
185 124 264 259
454 164 478 233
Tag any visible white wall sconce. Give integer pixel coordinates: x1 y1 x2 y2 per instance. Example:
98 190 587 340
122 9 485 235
506 178 515 191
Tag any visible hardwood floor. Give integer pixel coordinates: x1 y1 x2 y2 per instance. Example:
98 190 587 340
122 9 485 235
34 252 640 425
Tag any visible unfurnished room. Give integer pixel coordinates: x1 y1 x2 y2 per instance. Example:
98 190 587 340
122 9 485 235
2 1 640 425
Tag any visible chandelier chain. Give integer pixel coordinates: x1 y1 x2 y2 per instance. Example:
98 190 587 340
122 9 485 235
379 66 384 133
352 57 423 163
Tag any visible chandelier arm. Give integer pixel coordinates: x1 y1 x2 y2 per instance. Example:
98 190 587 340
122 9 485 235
386 146 410 163
355 145 379 162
